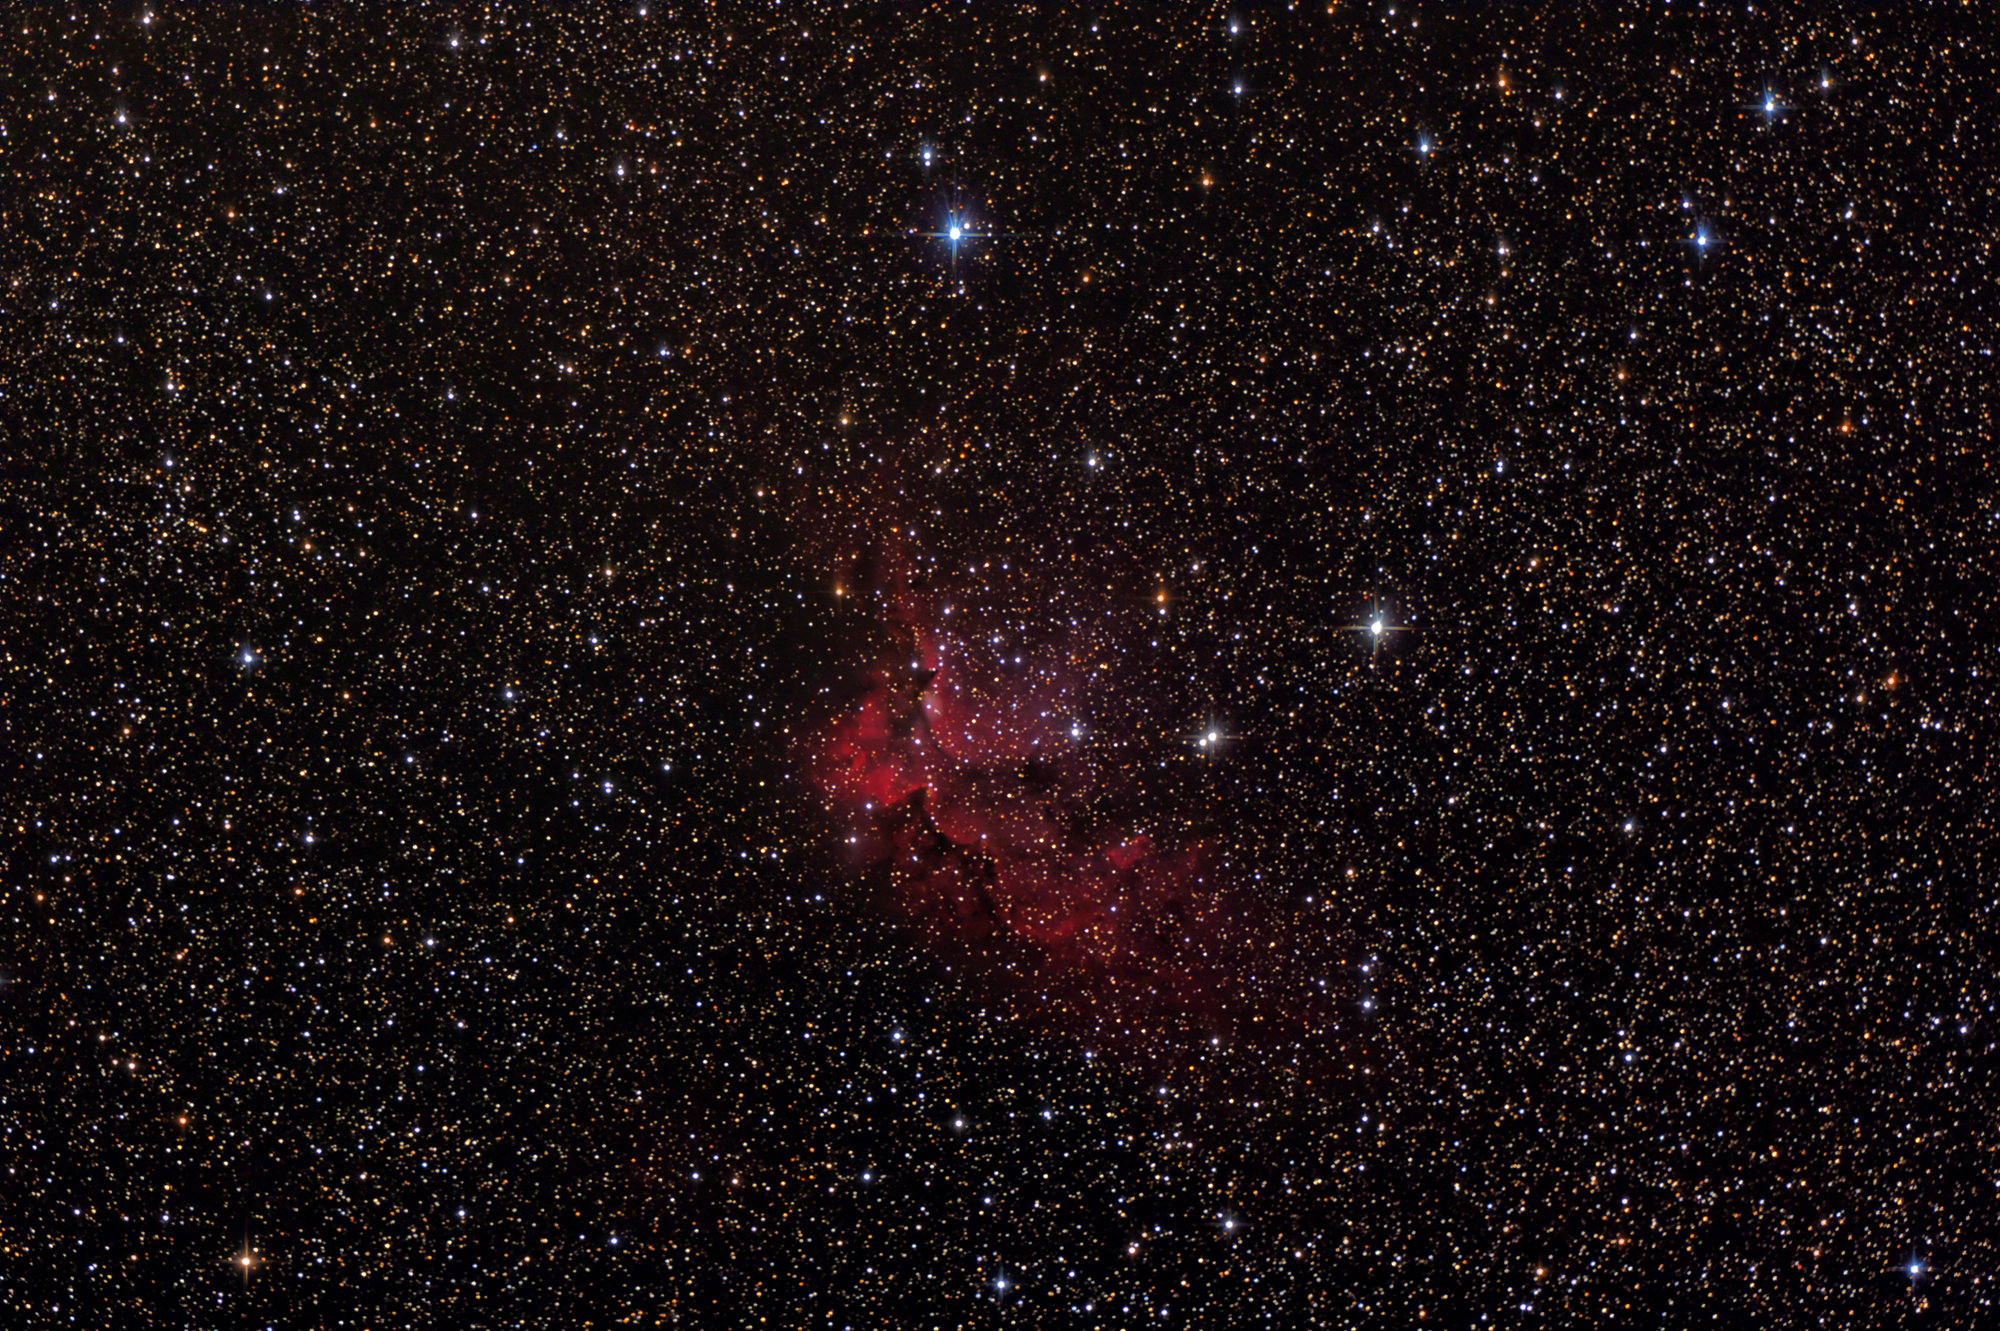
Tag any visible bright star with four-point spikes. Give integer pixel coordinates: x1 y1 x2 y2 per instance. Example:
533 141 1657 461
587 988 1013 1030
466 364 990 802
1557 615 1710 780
1333 597 1418 665
910 184 1026 276
913 211 995 272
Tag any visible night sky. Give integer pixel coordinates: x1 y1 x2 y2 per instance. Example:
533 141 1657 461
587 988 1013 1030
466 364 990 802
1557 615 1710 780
6 3 1998 1326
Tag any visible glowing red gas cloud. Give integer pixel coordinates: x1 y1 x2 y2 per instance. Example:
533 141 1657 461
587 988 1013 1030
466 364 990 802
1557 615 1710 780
800 539 1340 1058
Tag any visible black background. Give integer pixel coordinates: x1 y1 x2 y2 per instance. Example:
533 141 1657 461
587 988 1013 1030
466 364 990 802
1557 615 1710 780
4 2 1995 1326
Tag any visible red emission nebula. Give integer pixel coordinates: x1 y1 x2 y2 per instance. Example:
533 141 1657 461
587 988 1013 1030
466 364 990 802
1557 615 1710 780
800 541 1354 1064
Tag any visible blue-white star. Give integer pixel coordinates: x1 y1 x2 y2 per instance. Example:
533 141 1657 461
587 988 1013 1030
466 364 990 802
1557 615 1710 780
910 195 1013 274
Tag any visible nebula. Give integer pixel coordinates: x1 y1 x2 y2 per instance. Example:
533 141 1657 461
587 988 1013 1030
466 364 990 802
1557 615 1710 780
801 538 1348 1061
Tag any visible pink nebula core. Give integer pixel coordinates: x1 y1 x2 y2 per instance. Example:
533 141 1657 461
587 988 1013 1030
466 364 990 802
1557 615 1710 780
802 573 1254 1053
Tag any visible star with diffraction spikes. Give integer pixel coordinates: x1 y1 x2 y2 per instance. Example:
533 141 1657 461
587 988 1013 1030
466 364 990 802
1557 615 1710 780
908 182 1019 279
1331 596 1419 667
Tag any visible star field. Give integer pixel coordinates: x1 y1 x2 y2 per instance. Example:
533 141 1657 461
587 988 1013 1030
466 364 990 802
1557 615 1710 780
4 3 1997 1327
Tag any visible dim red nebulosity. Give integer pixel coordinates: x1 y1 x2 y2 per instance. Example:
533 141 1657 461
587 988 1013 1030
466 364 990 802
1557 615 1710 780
800 537 1354 1065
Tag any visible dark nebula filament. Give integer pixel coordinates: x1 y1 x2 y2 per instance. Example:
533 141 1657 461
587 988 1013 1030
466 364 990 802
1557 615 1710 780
803 542 1345 1062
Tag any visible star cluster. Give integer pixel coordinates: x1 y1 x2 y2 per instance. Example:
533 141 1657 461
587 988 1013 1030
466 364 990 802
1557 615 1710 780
4 3 1995 1327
